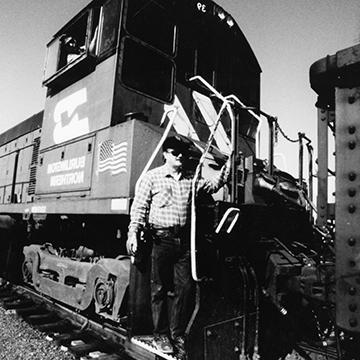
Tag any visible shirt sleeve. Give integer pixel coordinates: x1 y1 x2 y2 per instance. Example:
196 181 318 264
198 157 231 194
128 174 152 235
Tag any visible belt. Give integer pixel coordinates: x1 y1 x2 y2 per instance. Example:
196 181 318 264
150 224 189 234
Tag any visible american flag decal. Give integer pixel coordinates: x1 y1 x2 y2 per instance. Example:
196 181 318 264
98 140 128 175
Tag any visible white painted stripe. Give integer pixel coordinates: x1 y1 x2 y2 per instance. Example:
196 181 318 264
113 141 127 149
112 149 127 156
98 159 113 166
99 165 127 173
98 159 126 168
112 153 127 160
112 168 127 175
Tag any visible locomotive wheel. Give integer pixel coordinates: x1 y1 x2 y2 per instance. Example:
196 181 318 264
94 278 114 312
22 259 33 284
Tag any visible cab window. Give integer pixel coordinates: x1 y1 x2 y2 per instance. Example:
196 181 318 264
120 0 176 103
43 0 120 89
125 0 176 55
121 37 174 103
58 13 88 69
98 0 121 56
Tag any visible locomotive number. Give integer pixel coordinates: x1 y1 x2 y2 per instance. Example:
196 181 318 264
53 88 90 144
197 2 206 13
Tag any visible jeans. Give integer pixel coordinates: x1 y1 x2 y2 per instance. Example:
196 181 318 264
151 229 192 338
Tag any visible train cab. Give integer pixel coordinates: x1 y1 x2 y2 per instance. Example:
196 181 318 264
36 0 261 216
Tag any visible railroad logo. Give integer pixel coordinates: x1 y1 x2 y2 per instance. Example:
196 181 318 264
98 140 128 175
53 88 89 144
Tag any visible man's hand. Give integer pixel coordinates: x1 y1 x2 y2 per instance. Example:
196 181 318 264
126 232 138 256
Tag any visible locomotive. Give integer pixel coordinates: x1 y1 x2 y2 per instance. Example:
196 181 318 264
0 0 357 359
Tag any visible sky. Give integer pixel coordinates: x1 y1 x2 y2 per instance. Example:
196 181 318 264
0 0 360 178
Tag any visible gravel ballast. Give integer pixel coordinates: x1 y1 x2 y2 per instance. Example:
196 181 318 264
0 305 76 360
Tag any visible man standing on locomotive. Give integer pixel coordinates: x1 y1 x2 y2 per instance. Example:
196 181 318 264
127 136 231 358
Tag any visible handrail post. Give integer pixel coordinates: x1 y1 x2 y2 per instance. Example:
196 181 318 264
231 106 237 203
267 117 276 176
307 143 314 221
298 132 304 186
306 142 313 204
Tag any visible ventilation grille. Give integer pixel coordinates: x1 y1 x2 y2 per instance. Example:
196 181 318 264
28 137 40 195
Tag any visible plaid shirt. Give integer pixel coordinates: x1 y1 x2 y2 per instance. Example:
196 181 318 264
128 161 231 234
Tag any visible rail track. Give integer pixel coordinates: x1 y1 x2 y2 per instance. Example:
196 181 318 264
0 280 339 360
0 280 131 360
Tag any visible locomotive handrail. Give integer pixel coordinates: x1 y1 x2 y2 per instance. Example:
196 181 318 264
189 76 235 282
248 265 260 360
238 257 248 359
298 132 305 186
297 132 316 218
306 142 314 204
226 94 263 125
303 191 317 213
189 76 280 281
225 94 263 157
305 137 315 220
229 94 317 214
190 100 231 281
189 76 228 103
215 207 240 234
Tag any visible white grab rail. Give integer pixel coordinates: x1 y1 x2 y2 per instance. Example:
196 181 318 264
189 76 235 282
215 207 240 234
